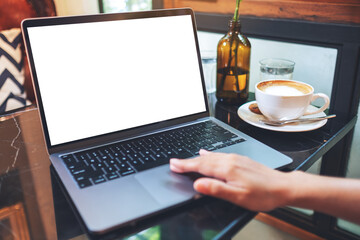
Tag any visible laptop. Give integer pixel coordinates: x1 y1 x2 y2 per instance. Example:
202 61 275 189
21 8 292 234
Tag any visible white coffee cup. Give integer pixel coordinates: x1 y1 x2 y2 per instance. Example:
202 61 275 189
255 79 330 121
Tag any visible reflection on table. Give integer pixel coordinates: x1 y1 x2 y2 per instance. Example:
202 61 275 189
0 94 356 239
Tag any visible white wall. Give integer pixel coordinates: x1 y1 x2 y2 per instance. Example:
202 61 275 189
348 103 360 179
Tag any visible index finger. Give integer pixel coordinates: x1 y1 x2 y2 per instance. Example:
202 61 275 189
170 151 238 180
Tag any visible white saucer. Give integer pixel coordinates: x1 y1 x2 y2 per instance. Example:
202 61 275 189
237 101 327 132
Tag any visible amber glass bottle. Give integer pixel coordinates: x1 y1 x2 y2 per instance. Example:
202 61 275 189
216 20 251 105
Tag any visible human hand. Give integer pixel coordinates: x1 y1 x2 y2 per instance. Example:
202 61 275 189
170 150 292 212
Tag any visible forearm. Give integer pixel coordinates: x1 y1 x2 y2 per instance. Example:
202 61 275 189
284 171 360 224
170 152 360 223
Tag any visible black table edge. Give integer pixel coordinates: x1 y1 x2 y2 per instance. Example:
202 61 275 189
295 116 357 171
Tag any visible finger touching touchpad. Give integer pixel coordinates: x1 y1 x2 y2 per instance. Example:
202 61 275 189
134 165 199 205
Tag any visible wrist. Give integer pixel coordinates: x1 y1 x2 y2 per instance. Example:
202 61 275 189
283 170 316 207
275 170 305 208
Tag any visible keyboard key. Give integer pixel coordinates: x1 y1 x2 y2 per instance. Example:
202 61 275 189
105 173 119 180
216 144 227 149
235 138 245 143
203 145 216 151
62 154 77 166
128 159 143 169
176 151 193 159
92 175 106 184
120 169 135 176
104 166 116 174
78 179 92 188
72 169 86 175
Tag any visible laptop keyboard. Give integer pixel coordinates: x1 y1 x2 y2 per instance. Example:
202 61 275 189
60 121 245 188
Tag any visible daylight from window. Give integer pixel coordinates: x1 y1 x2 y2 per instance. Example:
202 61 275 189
102 0 152 12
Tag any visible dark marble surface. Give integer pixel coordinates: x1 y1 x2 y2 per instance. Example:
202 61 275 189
0 94 356 240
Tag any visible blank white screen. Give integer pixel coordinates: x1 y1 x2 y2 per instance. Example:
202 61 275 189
28 15 206 146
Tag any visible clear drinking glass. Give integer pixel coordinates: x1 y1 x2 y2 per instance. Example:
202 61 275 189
259 58 295 81
201 50 217 93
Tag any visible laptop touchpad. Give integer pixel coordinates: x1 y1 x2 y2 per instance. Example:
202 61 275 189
134 164 198 205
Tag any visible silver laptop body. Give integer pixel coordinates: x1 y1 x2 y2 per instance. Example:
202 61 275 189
21 8 292 234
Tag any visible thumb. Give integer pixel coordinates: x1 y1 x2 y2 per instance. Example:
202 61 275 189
194 178 241 203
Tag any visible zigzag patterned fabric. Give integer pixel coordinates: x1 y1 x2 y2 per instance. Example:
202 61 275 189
0 28 29 114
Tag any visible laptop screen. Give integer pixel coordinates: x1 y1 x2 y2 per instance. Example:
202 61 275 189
26 14 207 146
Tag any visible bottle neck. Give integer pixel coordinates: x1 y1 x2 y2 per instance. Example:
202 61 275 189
228 20 241 34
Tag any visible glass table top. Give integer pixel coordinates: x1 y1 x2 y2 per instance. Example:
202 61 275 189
0 95 356 239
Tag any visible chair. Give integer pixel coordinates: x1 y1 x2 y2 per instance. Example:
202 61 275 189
0 0 56 112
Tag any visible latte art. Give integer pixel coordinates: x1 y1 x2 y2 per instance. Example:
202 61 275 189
263 85 304 96
257 80 312 96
